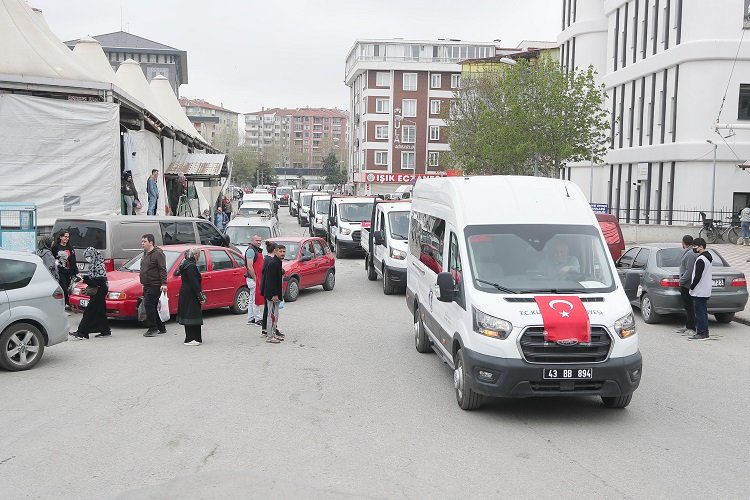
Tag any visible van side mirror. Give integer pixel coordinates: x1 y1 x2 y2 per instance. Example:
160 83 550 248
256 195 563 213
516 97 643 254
373 230 384 245
328 216 336 226
436 272 457 302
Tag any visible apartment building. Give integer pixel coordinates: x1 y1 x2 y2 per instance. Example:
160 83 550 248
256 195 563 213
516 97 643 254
560 0 750 223
179 98 239 149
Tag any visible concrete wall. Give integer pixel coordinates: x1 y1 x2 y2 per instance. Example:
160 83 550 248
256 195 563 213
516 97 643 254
621 223 701 244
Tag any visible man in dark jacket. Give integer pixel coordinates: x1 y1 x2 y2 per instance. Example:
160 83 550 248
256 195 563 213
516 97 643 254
140 234 168 337
262 244 285 344
677 235 698 336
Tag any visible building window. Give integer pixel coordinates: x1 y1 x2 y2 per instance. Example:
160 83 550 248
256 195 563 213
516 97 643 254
402 125 416 143
429 126 440 141
431 74 442 88
739 84 750 120
428 152 440 167
430 100 441 115
375 151 389 165
401 151 416 170
375 125 389 139
403 73 417 91
376 72 390 87
451 74 461 88
376 98 390 114
402 99 417 117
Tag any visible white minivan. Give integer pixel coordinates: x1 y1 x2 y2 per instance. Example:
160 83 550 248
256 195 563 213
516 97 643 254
327 196 375 258
362 200 411 294
406 176 642 410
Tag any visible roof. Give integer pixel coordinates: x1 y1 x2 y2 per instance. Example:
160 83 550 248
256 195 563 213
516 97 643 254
167 153 227 177
66 31 179 51
180 98 238 115
244 107 347 118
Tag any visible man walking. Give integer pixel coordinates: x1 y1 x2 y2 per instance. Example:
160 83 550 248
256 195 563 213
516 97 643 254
245 234 263 326
147 169 160 215
214 206 229 231
677 235 698 336
140 234 168 337
740 203 750 245
688 237 713 341
262 244 285 344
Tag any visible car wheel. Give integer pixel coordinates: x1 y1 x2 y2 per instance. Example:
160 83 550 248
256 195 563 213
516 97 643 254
322 270 335 291
414 306 432 353
366 256 377 281
383 267 397 295
285 277 300 302
640 294 661 324
0 323 45 372
230 286 251 314
601 394 632 409
714 312 735 323
335 241 344 259
454 348 483 410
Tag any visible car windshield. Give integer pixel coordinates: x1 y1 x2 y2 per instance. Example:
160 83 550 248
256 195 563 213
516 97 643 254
277 187 292 196
273 241 301 261
339 202 373 222
388 211 410 240
238 204 272 217
465 224 616 293
122 251 180 272
656 248 727 267
314 199 331 214
225 226 271 244
300 193 313 207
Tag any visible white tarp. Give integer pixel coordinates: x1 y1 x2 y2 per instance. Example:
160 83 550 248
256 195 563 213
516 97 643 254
125 130 168 216
0 94 119 227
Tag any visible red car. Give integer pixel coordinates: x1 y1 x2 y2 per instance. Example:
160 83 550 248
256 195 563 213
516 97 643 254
267 237 336 301
69 244 251 320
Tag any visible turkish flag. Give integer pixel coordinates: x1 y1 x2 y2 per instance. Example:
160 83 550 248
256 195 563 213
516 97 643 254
534 296 591 344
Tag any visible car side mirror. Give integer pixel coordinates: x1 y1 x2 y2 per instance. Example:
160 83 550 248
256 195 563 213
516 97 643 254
373 230 384 245
300 255 312 262
436 272 457 303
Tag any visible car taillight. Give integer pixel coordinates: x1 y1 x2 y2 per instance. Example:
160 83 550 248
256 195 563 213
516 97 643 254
104 259 115 272
731 277 747 287
660 278 681 287
53 287 64 300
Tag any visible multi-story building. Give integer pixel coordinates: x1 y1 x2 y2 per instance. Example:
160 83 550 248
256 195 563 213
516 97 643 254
65 31 187 96
243 107 347 169
179 98 239 149
560 0 750 224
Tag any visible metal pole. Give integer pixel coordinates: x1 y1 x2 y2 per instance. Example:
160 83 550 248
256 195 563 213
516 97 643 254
710 142 717 218
589 152 594 201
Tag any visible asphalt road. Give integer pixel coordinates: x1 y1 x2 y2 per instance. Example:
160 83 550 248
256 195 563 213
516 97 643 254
2 210 750 499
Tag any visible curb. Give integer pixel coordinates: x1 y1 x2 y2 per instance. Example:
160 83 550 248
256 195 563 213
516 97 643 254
733 316 750 327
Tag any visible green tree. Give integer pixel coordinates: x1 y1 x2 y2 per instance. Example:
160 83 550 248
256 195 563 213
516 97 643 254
320 151 346 184
445 58 609 177
229 146 258 184
256 159 278 185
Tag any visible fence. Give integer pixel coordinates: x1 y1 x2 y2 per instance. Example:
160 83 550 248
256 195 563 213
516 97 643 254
0 202 37 252
610 207 739 226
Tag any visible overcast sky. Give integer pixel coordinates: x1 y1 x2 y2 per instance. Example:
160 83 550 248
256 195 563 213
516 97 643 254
31 0 560 114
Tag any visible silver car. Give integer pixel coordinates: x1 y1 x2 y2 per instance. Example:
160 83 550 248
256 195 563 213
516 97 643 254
0 250 69 371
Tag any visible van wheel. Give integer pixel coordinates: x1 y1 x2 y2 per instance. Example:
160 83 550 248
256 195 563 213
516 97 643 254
383 267 397 295
715 312 735 323
335 241 344 259
0 323 45 371
454 348 483 410
322 270 335 291
414 306 432 353
230 287 251 314
285 277 300 302
601 394 632 409
366 256 377 281
640 294 661 324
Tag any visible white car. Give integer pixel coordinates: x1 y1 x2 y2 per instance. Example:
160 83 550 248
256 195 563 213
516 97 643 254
238 200 275 218
0 250 69 371
225 216 281 256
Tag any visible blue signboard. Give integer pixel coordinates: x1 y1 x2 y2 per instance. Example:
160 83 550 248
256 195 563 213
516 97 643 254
590 203 609 214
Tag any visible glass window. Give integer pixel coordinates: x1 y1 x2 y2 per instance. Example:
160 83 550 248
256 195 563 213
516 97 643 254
431 74 442 88
408 211 445 274
339 203 373 222
633 249 651 269
739 84 750 120
376 72 390 87
196 251 208 273
274 241 301 260
375 151 389 165
388 211 409 240
160 222 196 245
449 233 463 286
428 151 440 167
301 242 315 259
0 259 36 291
656 248 728 267
122 251 180 274
197 222 224 246
402 99 417 117
51 220 107 249
401 151 416 170
451 74 461 88
209 250 234 271
229 251 245 269
225 225 272 244
312 240 326 257
429 126 440 141
375 98 390 114
430 100 441 115
375 125 389 139
403 73 417 91
618 247 639 268
402 125 416 143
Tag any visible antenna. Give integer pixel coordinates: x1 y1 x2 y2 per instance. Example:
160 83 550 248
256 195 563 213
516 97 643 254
120 2 123 31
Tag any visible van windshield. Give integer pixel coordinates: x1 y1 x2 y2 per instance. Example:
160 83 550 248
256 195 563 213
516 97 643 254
122 251 180 273
300 193 313 207
52 220 106 249
388 211 410 240
339 203 373 222
314 199 331 214
465 224 616 293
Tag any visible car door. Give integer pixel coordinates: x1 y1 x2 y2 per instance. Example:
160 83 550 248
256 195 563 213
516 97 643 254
207 249 237 305
311 240 329 284
618 248 646 301
297 240 318 288
373 209 387 272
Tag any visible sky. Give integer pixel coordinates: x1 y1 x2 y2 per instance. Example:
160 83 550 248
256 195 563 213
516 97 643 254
31 0 561 115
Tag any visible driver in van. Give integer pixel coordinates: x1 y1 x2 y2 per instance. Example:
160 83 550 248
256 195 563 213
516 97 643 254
539 242 581 278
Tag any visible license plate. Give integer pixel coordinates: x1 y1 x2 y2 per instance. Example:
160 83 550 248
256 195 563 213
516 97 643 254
543 368 593 380
79 299 89 308
712 279 725 287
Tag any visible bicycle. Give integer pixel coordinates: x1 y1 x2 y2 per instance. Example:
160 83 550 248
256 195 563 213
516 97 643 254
698 212 741 244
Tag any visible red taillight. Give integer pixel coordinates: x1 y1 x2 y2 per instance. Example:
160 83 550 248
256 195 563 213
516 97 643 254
53 287 64 300
660 278 681 287
104 259 115 272
731 278 747 287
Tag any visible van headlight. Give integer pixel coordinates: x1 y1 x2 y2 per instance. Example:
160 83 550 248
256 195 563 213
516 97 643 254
390 247 406 260
473 307 512 340
614 312 637 338
340 228 351 235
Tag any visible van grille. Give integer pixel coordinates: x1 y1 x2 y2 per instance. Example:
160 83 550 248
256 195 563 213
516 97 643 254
529 380 605 392
519 326 611 364
352 230 361 243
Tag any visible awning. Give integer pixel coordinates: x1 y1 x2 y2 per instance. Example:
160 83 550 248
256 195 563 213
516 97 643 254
167 153 227 178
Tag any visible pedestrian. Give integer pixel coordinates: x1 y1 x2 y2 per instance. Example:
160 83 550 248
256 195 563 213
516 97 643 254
245 234 264 327
176 248 206 346
260 241 276 337
222 195 233 218
35 236 58 281
139 233 168 337
214 206 229 231
51 230 79 310
688 237 713 341
70 247 112 339
121 172 140 215
740 203 750 245
201 209 211 221
262 244 286 344
677 235 698 336
147 169 159 215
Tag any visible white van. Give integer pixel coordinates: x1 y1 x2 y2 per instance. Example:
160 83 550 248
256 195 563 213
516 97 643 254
327 196 375 258
361 200 411 294
406 176 642 410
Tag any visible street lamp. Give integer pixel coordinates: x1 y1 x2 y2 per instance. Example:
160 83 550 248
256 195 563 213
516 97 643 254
707 139 717 218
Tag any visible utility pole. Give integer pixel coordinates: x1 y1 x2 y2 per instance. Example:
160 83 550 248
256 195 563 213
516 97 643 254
707 140 717 218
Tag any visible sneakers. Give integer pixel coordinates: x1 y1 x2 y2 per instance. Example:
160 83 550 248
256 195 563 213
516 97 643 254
143 329 158 337
72 333 88 340
688 333 709 341
183 340 201 346
247 319 261 327
260 330 268 337
94 332 111 338
681 329 696 336
158 328 167 334
676 327 687 333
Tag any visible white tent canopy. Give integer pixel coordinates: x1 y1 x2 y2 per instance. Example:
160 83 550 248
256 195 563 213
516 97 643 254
70 37 121 86
150 75 206 143
115 59 177 131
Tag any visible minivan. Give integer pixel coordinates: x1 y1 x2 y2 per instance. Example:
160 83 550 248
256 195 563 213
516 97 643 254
595 213 625 261
406 176 642 410
51 216 228 274
327 196 375 258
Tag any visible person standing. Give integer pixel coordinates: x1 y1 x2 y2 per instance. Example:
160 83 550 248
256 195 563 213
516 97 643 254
260 241 276 336
139 234 168 337
677 235 698 336
214 206 229 231
688 238 713 341
177 248 206 346
245 235 263 326
262 244 285 344
740 203 750 245
70 247 111 339
51 230 78 310
36 236 58 281
121 172 140 215
147 169 160 215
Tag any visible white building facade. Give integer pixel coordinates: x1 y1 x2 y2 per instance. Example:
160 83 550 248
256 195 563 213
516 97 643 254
560 0 750 224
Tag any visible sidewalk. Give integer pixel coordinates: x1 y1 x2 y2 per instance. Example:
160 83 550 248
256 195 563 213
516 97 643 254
709 243 750 325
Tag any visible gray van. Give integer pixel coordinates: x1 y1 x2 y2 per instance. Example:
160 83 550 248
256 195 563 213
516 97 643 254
51 216 228 274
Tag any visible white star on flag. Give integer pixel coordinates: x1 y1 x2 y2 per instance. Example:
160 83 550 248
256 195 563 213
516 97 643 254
560 311 570 318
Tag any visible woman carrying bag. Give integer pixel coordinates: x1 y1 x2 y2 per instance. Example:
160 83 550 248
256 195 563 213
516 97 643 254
70 247 111 339
176 248 206 346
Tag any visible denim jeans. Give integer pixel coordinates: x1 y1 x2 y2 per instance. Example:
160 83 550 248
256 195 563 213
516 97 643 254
742 221 750 239
147 196 157 215
693 296 709 336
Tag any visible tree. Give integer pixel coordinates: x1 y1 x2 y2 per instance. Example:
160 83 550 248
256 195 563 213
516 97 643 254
256 159 278 185
445 58 609 177
320 152 347 184
229 146 258 184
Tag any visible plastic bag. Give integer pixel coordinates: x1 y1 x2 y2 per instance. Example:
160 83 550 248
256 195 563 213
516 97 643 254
137 301 147 322
278 300 285 310
158 291 170 322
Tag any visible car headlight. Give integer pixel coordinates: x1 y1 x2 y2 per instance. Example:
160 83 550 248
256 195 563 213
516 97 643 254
71 287 81 296
340 228 351 235
614 312 637 339
107 291 127 300
390 247 406 260
473 307 512 340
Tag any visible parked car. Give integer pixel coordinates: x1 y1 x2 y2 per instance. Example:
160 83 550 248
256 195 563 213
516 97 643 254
596 213 626 261
238 201 275 218
0 250 69 371
68 244 251 320
616 244 748 324
276 186 293 206
266 237 336 302
224 216 281 256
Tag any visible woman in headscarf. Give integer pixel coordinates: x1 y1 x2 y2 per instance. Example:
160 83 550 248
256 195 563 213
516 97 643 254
176 248 205 346
70 247 111 340
36 236 58 281
51 230 79 310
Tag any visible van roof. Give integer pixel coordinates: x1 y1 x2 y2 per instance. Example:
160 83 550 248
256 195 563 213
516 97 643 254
375 200 412 213
332 196 375 204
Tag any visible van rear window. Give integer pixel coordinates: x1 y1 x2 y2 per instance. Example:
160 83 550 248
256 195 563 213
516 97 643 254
599 221 622 245
52 220 106 249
